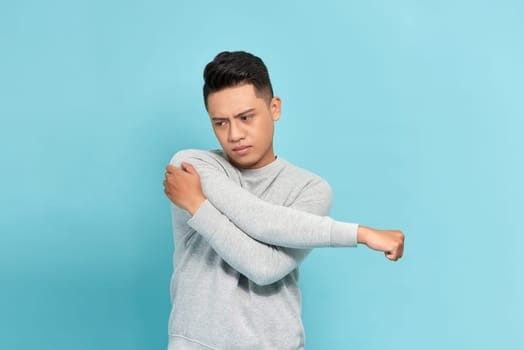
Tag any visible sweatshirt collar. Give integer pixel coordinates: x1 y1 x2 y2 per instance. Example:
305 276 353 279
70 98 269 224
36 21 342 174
238 155 284 176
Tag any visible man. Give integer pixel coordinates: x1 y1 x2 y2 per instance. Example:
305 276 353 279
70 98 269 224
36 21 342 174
163 51 404 350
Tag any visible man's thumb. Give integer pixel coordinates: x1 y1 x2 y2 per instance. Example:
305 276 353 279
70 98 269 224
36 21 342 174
181 162 195 174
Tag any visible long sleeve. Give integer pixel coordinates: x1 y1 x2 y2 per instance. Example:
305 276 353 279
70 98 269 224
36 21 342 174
171 149 359 248
177 168 333 285
184 200 310 286
170 149 340 285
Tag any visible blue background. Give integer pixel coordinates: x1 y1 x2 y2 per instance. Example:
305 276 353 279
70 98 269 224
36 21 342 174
1 0 523 349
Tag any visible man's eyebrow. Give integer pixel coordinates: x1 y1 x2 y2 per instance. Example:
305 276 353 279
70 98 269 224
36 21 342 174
211 108 256 120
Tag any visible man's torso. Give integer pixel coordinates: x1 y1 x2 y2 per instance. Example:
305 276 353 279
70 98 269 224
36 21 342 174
168 149 330 350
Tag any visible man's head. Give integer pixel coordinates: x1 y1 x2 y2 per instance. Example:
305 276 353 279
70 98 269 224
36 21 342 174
203 51 274 110
203 51 281 169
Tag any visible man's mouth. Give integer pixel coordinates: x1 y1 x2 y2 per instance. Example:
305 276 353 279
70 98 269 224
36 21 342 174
232 146 251 155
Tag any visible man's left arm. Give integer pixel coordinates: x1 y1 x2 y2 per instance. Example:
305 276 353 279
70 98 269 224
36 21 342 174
166 150 357 248
165 150 404 261
164 152 332 285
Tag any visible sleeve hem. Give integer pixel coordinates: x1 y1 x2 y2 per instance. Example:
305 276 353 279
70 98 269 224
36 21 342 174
330 221 359 247
187 200 218 239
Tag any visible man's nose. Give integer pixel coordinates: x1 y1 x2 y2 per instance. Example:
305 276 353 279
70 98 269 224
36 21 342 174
228 121 245 142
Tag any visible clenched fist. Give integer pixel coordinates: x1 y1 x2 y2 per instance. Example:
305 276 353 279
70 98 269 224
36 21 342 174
357 226 405 261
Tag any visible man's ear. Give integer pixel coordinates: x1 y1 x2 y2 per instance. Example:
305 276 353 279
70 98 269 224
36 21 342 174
270 96 282 121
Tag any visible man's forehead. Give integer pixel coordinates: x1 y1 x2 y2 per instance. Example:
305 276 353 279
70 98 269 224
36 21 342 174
206 84 270 118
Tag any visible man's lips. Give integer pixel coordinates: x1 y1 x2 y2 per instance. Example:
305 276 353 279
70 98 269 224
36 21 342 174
232 146 251 155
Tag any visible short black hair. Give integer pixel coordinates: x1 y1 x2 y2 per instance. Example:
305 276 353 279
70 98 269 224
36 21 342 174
203 51 274 109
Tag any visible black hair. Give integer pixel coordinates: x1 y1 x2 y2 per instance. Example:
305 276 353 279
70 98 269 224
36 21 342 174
203 51 274 109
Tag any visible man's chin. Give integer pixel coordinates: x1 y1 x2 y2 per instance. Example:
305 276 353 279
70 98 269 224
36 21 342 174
226 154 256 169
231 160 254 169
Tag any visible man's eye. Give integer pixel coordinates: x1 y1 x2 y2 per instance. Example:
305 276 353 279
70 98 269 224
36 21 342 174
214 121 227 127
240 115 252 121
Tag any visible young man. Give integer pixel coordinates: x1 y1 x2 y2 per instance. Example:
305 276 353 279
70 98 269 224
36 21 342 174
163 51 404 350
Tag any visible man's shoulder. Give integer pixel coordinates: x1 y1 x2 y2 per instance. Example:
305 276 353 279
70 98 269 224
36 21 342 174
170 149 241 178
170 148 229 167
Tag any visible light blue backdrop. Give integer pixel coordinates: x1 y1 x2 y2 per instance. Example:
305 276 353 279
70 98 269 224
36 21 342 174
1 0 522 349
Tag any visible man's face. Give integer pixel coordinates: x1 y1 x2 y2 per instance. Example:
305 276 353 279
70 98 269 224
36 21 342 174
206 84 281 169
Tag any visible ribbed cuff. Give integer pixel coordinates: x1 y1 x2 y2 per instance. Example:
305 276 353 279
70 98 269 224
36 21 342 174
330 221 359 247
187 199 219 239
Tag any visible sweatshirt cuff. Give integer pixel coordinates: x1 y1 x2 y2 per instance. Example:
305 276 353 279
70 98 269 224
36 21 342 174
187 199 220 238
330 221 359 247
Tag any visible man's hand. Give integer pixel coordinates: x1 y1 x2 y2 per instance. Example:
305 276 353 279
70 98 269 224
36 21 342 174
164 162 206 215
357 226 405 261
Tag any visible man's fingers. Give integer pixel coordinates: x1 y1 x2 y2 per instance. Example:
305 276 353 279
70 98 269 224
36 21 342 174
385 249 402 261
181 162 196 174
166 163 197 176
385 251 395 261
166 165 182 174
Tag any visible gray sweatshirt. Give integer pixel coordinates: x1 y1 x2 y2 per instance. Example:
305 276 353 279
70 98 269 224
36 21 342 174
167 149 359 350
